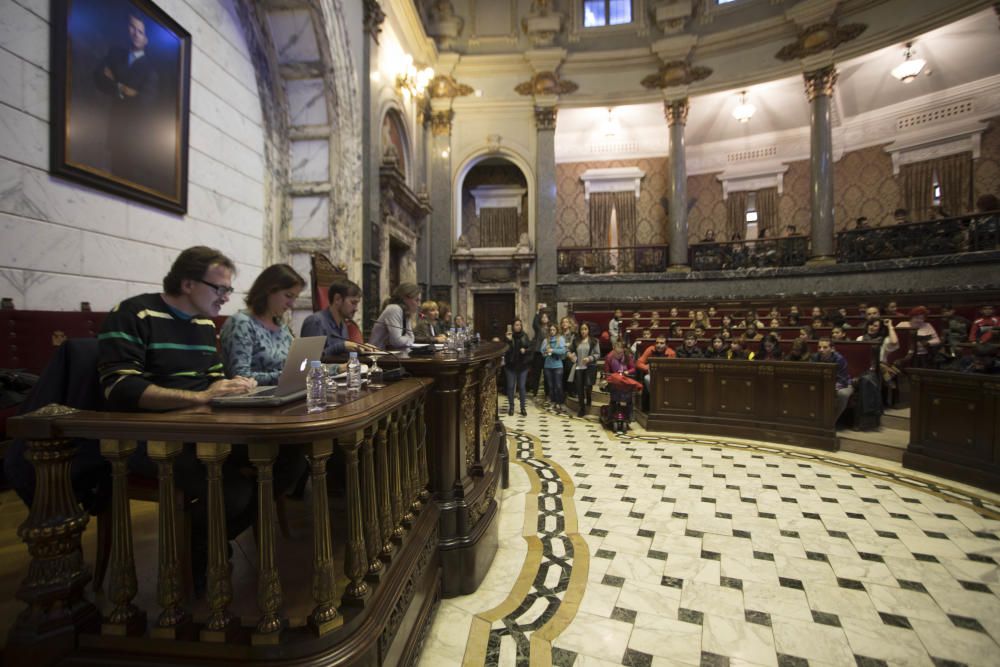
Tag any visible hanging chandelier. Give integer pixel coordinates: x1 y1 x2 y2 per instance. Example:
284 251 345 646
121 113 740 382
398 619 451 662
732 91 755 123
890 42 926 84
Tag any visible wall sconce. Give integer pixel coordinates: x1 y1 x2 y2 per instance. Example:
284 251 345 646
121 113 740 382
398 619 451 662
890 42 926 84
395 53 434 99
732 91 755 123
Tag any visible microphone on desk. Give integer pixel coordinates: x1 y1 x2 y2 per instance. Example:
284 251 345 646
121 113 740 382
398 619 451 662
313 329 408 380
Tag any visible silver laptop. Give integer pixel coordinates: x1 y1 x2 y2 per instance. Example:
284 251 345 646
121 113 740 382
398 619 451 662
210 336 327 407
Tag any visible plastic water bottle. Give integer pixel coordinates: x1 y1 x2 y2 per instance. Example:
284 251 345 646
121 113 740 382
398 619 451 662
448 328 457 353
306 360 326 413
346 351 362 394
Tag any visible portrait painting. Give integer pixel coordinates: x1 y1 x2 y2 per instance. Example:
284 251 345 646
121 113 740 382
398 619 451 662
50 0 191 213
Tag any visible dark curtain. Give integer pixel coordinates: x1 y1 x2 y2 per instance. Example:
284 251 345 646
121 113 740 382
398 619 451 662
589 192 614 248
936 152 972 217
756 187 778 235
479 207 519 247
726 191 748 241
901 160 935 222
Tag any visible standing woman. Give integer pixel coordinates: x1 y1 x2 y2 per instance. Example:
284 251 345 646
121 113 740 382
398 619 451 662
528 309 551 397
503 318 532 416
608 309 623 347
569 321 600 417
541 323 567 413
560 316 578 397
370 283 421 350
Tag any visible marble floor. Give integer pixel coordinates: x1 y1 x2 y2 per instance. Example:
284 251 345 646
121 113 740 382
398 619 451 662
417 402 1000 667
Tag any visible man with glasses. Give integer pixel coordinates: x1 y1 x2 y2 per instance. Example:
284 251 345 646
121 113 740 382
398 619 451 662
98 245 257 595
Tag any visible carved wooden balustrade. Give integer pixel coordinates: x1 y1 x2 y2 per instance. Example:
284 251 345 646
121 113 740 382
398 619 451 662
5 378 437 667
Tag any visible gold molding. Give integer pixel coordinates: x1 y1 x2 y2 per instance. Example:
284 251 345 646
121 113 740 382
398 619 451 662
429 109 454 136
533 105 557 131
641 59 712 90
804 65 838 101
776 21 867 61
363 0 385 44
426 74 474 100
664 97 690 127
514 70 579 97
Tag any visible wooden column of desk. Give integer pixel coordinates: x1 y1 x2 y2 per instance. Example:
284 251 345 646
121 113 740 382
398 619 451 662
389 341 507 597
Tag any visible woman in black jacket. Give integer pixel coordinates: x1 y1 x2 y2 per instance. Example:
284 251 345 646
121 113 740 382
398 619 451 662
504 318 532 416
568 321 600 416
527 309 551 397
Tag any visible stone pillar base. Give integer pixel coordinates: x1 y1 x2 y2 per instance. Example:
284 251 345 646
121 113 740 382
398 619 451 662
806 256 836 266
666 264 691 273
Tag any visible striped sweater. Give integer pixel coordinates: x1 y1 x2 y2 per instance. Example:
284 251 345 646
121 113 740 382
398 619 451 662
98 293 224 410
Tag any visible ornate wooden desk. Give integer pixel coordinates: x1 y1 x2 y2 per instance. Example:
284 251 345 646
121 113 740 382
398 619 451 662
645 358 839 450
387 341 508 596
6 378 436 667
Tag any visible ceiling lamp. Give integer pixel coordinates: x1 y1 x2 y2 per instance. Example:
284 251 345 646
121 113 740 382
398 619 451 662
732 91 755 123
890 42 926 83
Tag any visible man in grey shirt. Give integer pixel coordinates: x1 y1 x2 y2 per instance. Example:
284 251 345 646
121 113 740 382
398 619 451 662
301 278 375 356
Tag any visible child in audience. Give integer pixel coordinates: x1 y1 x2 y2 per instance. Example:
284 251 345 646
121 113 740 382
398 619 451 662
757 334 783 361
744 324 763 343
727 338 755 360
831 326 848 341
786 338 811 361
704 336 726 358
970 305 998 343
669 322 683 339
669 307 679 319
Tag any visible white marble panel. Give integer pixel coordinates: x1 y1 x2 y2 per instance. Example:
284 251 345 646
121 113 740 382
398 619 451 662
0 212 82 274
741 580 813 622
679 580 745 619
617 581 682 616
158 0 257 89
286 79 327 127
578 582 622 617
13 0 49 22
186 182 262 236
190 79 264 154
417 602 473 666
266 10 319 64
0 268 131 311
0 1 48 69
0 103 47 170
840 616 936 667
79 232 172 282
189 114 264 184
800 581 881 624
627 613 702 665
553 611 632 663
22 58 47 120
771 617 855 665
290 140 330 183
188 148 264 212
607 552 665 585
0 48 24 112
910 618 1000 667
190 44 262 127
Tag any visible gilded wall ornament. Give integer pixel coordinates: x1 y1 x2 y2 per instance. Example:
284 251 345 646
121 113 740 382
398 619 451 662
427 74 474 100
534 105 557 131
803 66 838 101
641 60 712 90
514 71 579 97
775 21 867 61
429 109 455 136
664 98 690 127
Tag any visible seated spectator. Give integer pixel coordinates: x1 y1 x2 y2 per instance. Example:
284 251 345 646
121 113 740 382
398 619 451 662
767 307 780 320
811 317 825 330
727 338 754 360
637 336 675 389
693 324 706 339
941 305 970 354
301 277 370 357
970 305 998 343
413 300 447 343
669 322 683 339
896 305 940 368
959 344 999 374
438 301 453 328
676 332 703 358
691 310 709 330
604 340 637 421
650 310 661 323
630 318 641 330
720 314 734 330
864 305 881 322
798 326 815 341
757 334 783 361
370 283 420 350
767 327 783 341
810 305 823 320
857 318 899 363
744 324 763 343
788 305 800 319
768 317 782 330
971 194 998 249
857 302 869 317
701 229 717 243
855 216 868 229
632 311 642 322
893 208 910 225
783 224 798 237
454 314 467 329
719 328 733 341
811 337 853 422
787 311 801 326
830 326 848 342
885 301 901 317
669 307 680 319
631 329 653 357
786 338 811 362
703 336 726 358
707 306 717 319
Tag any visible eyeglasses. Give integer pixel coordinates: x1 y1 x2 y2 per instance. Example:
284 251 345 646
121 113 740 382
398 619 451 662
197 278 235 297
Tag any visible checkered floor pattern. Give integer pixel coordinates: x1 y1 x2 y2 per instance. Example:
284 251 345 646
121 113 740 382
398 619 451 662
417 402 1000 667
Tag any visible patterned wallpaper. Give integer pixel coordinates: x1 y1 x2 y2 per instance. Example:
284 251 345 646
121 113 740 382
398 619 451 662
461 163 528 247
553 116 1000 249
974 117 999 204
555 158 670 248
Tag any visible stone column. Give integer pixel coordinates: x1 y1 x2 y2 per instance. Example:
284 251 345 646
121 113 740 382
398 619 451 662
361 1 385 329
534 104 558 306
665 97 690 271
428 103 454 306
804 66 837 264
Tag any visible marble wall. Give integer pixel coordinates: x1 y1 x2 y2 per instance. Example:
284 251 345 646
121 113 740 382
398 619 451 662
460 163 528 247
974 117 1000 204
0 0 267 312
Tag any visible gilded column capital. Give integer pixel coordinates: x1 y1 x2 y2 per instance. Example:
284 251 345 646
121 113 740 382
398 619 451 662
804 65 838 101
429 109 454 137
363 0 386 44
534 105 557 131
664 98 689 127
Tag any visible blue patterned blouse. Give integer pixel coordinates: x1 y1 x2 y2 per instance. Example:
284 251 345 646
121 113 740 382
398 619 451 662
219 310 293 385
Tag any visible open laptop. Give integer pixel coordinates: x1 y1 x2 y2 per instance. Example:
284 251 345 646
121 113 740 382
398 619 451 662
210 336 327 407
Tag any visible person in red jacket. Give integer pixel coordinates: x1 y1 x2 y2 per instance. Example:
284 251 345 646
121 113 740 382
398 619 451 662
636 336 676 390
970 305 998 343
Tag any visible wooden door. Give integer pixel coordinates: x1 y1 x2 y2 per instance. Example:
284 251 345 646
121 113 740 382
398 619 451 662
473 293 515 341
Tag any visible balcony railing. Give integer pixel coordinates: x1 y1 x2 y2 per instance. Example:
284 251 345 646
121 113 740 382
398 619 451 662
836 212 1000 263
556 244 668 274
689 236 809 271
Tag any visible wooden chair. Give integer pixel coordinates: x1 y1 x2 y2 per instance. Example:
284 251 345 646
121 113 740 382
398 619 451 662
309 253 349 313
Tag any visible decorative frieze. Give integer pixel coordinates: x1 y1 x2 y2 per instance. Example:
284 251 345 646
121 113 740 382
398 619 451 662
776 21 867 61
664 97 690 127
804 66 838 101
641 60 711 90
514 71 578 97
534 106 558 131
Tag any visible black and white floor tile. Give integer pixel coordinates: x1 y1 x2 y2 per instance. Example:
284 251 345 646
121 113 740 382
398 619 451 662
418 401 1000 667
